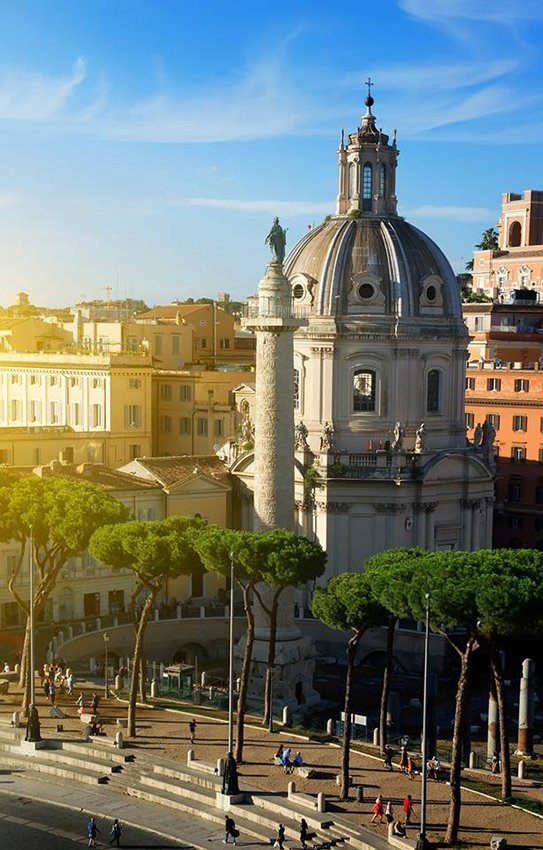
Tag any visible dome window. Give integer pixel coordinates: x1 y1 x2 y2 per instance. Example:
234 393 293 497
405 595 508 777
426 285 437 302
358 283 375 300
379 164 386 197
426 369 441 413
293 283 305 300
362 163 373 212
353 369 376 412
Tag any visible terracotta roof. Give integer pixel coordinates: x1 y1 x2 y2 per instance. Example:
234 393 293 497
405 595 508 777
12 462 160 491
127 455 231 489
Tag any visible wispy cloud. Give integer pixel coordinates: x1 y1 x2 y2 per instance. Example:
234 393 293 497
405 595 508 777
404 204 496 222
400 0 543 25
346 59 518 94
173 197 331 216
0 57 87 121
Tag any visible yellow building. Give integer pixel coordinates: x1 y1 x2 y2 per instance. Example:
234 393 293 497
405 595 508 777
0 351 153 467
153 368 253 456
138 302 255 365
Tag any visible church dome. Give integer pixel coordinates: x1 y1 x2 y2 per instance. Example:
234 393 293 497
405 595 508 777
285 214 463 321
284 90 463 326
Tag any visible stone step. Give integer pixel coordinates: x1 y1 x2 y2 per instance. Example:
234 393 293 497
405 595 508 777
60 739 135 765
152 756 224 792
251 793 334 831
328 816 390 850
23 743 123 775
0 751 109 785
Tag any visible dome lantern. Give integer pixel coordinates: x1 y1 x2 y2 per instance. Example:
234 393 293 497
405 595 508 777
336 81 399 217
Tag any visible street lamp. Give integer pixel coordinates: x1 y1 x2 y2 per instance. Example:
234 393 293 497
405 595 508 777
103 632 110 698
222 550 239 796
25 525 41 742
415 593 431 850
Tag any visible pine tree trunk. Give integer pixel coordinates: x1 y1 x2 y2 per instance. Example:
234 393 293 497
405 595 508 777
262 592 281 727
235 583 254 764
127 589 157 737
379 616 395 753
491 643 511 799
341 629 363 800
444 638 476 846
20 619 31 715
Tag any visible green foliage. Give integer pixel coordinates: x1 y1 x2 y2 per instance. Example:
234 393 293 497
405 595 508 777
329 461 346 477
0 476 128 557
90 515 206 581
475 227 499 251
311 572 382 632
193 526 262 583
363 548 430 621
303 465 320 488
347 209 362 219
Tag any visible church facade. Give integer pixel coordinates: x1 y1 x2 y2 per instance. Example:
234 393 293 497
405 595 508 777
233 92 495 582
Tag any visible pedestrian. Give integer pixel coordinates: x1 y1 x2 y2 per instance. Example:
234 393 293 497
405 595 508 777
383 744 393 770
109 817 122 846
189 718 197 743
48 682 56 705
275 823 285 850
371 794 384 824
399 745 408 773
393 821 407 837
299 818 308 849
491 752 501 774
223 814 237 845
403 794 414 825
87 816 99 847
67 673 75 695
385 801 394 825
90 692 100 714
282 748 293 774
42 679 50 699
293 751 303 767
407 754 416 779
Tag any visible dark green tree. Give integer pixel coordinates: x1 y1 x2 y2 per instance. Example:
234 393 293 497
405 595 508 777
471 548 543 799
194 526 264 763
0 475 129 712
90 515 206 737
364 549 428 753
311 572 382 799
252 530 327 727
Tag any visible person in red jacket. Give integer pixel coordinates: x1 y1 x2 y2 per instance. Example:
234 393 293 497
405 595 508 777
403 794 414 825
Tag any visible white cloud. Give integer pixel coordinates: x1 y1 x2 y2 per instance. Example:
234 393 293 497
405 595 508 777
0 57 87 121
174 197 331 216
347 59 518 94
404 204 495 222
400 0 543 25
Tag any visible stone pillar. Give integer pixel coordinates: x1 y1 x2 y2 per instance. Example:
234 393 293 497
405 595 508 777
487 690 499 760
425 503 436 550
516 658 535 756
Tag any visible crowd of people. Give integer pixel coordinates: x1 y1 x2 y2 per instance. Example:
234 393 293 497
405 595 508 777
39 661 75 704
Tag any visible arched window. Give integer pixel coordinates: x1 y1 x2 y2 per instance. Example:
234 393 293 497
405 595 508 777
426 369 440 413
348 162 356 199
294 369 300 411
353 369 376 412
379 164 386 197
508 221 522 247
362 163 373 212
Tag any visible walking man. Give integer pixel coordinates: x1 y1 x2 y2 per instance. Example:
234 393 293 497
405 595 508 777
109 817 122 846
403 794 414 825
276 823 285 850
189 718 197 743
224 814 237 845
87 816 99 847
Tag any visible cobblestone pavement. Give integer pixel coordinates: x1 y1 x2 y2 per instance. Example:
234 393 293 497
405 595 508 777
1 682 543 849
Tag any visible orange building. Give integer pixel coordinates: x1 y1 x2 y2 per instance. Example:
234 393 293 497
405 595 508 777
465 361 543 549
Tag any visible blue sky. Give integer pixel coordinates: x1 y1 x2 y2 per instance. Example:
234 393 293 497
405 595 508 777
0 0 542 307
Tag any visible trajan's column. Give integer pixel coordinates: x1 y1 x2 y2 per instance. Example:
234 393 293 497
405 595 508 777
243 219 319 709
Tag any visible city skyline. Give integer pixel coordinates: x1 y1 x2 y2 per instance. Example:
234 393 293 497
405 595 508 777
0 0 542 307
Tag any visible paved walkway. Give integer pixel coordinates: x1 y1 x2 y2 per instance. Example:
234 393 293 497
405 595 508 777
1 682 542 849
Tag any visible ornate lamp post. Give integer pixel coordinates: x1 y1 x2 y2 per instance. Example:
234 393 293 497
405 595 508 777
416 593 431 850
103 632 110 698
222 550 239 796
25 526 41 742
